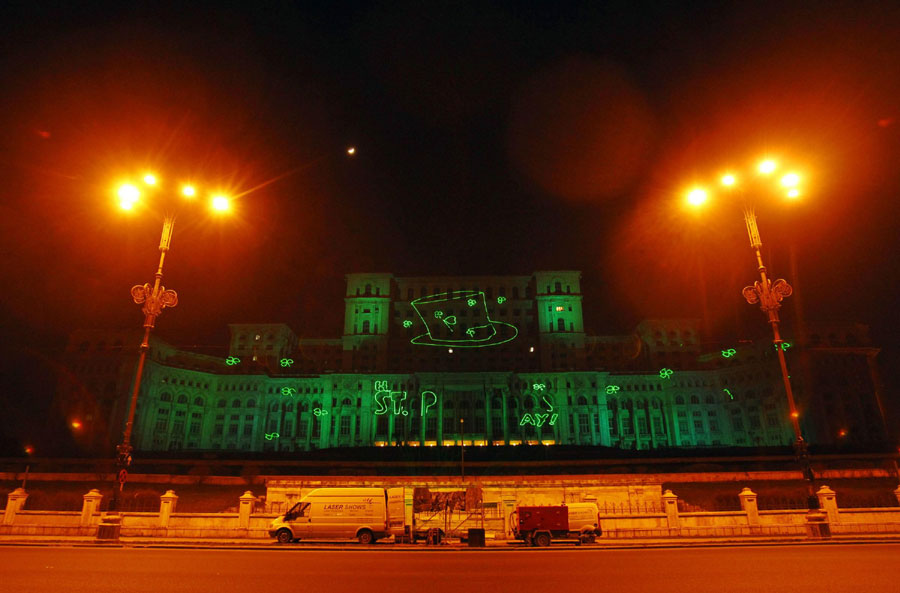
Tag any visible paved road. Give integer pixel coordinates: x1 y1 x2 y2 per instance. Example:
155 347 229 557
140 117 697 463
0 544 896 593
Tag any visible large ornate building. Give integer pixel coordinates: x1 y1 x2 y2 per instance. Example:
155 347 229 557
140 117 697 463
57 271 890 454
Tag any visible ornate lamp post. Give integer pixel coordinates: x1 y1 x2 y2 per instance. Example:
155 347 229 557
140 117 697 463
686 160 818 509
109 178 230 512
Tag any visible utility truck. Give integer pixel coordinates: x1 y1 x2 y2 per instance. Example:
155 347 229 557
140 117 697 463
269 487 411 544
510 503 602 547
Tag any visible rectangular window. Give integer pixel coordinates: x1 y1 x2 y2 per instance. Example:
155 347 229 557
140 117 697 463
155 418 168 432
638 417 649 435
443 417 455 434
340 415 351 436
243 424 253 436
284 421 292 435
190 422 200 435
679 419 690 435
173 421 184 435
578 413 590 434
491 416 502 437
608 417 617 435
749 416 761 429
427 417 438 438
213 424 223 436
298 420 307 438
709 419 720 433
228 424 238 436
731 417 744 431
693 419 704 431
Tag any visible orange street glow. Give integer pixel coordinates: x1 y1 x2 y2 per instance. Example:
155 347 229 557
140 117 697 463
721 174 736 186
211 195 230 211
70 420 82 430
143 173 157 185
786 188 800 198
780 172 800 187
686 187 708 206
758 159 777 174
347 146 356 155
182 185 196 197
118 184 139 209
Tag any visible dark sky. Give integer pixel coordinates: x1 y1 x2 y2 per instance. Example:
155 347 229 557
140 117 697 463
2 2 900 448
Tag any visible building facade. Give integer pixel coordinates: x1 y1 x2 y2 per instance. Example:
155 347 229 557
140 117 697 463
58 271 890 454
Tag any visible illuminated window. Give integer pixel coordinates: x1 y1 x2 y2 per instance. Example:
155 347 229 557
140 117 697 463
555 306 565 312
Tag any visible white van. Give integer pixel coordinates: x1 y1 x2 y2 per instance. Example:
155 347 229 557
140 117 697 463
269 487 403 544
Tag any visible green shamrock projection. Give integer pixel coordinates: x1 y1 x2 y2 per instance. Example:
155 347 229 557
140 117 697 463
225 356 240 365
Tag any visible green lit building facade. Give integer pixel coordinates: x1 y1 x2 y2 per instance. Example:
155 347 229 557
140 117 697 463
59 271 890 454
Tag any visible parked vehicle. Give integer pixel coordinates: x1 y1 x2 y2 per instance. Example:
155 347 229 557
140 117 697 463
269 487 408 544
510 503 602 547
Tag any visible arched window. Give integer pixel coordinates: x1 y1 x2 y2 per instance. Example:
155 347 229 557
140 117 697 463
193 397 204 407
364 283 372 294
247 399 256 408
217 399 227 408
232 399 241 408
491 397 502 409
524 396 536 409
342 398 352 406
704 395 715 404
557 318 565 332
690 395 700 404
607 398 618 410
160 392 172 402
177 394 188 404
362 320 370 334
577 395 588 405
554 281 562 292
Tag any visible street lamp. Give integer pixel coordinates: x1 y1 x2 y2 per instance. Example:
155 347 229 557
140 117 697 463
685 158 819 510
110 174 230 511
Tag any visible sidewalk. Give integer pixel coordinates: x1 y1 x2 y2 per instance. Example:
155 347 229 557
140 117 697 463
2 533 899 550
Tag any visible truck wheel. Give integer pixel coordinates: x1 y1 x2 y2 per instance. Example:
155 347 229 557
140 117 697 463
534 533 551 547
275 529 293 544
357 529 375 545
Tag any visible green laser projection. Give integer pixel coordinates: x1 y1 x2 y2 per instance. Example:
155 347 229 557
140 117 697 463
313 408 328 417
409 291 518 348
264 432 280 440
497 296 506 304
605 385 620 394
723 388 733 400
281 387 297 397
374 388 409 416
225 356 240 365
520 388 558 427
421 391 437 417
280 358 294 367
403 320 413 328
774 342 792 351
721 349 736 358
659 368 674 379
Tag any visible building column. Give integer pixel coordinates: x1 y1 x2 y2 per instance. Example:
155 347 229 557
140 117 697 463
661 489 680 531
81 489 103 527
239 491 255 530
159 489 178 528
3 488 28 525
738 487 759 526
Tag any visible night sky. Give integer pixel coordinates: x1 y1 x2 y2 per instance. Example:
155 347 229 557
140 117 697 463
2 2 899 451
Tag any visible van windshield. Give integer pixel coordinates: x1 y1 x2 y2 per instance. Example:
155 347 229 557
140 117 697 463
286 502 310 519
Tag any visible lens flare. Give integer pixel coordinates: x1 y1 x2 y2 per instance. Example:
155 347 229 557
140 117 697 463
686 188 708 206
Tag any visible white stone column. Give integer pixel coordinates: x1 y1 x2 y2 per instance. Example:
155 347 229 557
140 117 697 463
159 489 178 528
239 491 255 530
81 489 103 526
3 488 28 525
661 489 680 531
738 487 759 526
816 485 839 524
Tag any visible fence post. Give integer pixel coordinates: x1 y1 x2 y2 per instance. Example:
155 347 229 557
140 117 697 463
3 488 28 525
159 489 178 528
816 486 839 524
81 489 103 527
239 491 255 530
894 485 900 507
738 487 759 526
661 489 680 532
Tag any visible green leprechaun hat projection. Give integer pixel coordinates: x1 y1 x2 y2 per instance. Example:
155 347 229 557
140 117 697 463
410 291 518 347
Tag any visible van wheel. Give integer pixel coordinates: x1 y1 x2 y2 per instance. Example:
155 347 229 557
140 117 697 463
534 533 551 547
357 529 375 545
276 529 293 544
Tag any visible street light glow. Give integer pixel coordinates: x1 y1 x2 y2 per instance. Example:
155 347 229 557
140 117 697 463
181 185 196 197
143 173 157 185
70 420 82 430
786 188 800 198
118 184 140 209
686 187 708 206
721 174 736 186
758 159 777 174
211 195 230 211
780 172 800 187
